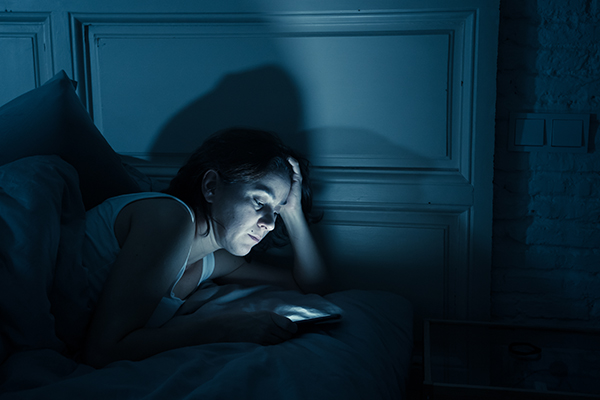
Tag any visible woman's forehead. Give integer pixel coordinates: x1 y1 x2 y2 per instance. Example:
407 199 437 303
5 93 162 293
247 173 291 203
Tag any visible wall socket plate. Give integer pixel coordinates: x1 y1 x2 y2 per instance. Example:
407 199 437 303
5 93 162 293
508 112 590 153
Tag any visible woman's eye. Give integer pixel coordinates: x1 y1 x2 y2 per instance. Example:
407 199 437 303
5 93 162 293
254 199 264 209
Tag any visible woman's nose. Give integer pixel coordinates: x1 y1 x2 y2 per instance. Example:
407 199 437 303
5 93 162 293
258 213 276 231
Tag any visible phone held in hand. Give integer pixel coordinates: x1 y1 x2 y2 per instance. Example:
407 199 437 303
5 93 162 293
293 313 342 326
276 304 343 326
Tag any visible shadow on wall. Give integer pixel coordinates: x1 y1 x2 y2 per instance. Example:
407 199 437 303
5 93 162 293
148 62 432 303
492 0 540 312
298 127 430 299
150 64 307 158
298 126 431 163
588 115 599 153
493 1 539 244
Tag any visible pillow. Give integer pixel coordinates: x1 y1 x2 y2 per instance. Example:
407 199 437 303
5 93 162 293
0 156 88 362
0 70 140 210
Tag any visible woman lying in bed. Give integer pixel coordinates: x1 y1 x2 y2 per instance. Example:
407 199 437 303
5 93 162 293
83 128 328 368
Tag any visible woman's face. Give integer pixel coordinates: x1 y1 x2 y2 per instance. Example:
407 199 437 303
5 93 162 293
209 172 291 256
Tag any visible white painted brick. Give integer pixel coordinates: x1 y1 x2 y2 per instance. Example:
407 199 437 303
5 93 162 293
499 19 539 45
528 172 568 194
570 174 595 197
494 244 600 278
495 273 565 295
493 243 565 270
540 25 597 47
526 219 600 248
521 297 590 320
490 292 521 318
494 171 531 194
536 49 592 73
493 0 599 327
563 270 600 299
498 73 540 108
592 300 600 319
493 80 535 117
563 248 600 273
491 292 591 321
536 74 591 95
493 219 530 244
494 192 530 219
530 152 600 173
530 195 600 220
497 43 539 71
492 149 531 171
537 0 590 19
500 1 539 19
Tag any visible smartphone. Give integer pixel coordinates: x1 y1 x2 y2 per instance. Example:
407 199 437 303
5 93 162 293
294 313 342 326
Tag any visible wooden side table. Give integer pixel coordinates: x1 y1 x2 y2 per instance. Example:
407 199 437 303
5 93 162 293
423 319 600 399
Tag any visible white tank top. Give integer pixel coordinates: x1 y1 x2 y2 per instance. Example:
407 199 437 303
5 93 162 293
83 192 215 328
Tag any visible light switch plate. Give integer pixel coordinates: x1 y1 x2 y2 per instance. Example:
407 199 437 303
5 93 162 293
514 118 545 147
552 119 584 147
509 112 590 153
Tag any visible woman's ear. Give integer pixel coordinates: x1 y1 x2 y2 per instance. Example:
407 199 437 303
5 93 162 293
202 170 219 204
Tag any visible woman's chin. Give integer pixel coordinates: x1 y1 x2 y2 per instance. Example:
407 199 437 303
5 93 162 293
228 243 254 257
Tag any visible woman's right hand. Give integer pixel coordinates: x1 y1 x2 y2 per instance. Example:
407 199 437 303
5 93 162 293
163 309 298 346
208 311 298 345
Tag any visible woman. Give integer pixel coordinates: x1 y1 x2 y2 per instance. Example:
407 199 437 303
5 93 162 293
83 128 328 368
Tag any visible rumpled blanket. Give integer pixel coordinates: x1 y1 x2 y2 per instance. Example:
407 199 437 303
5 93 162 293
0 155 90 362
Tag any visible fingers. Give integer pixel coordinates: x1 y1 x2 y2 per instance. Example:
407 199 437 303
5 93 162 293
270 312 298 334
280 158 303 216
287 157 302 182
237 311 299 345
264 327 295 344
254 312 297 345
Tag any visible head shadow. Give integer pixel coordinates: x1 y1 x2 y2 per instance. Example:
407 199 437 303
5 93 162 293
150 64 307 159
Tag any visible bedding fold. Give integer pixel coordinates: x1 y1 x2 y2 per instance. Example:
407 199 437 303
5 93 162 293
0 156 89 364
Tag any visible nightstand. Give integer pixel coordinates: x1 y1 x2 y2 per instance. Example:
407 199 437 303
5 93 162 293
422 319 600 399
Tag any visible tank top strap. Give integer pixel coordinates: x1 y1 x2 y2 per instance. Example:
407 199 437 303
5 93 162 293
199 252 215 285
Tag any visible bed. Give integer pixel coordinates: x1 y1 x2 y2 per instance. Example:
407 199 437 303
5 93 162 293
0 71 413 399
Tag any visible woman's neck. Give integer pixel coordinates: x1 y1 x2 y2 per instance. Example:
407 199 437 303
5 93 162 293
188 217 220 264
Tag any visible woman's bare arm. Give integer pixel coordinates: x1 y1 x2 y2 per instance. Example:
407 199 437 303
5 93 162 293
83 199 296 368
278 158 329 293
83 199 195 367
279 208 329 293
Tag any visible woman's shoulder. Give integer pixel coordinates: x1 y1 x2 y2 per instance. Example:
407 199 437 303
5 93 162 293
127 194 194 224
114 194 195 246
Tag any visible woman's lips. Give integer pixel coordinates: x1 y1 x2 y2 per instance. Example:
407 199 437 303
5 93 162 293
249 234 261 243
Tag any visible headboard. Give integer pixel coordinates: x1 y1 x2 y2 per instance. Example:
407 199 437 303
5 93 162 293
0 0 500 327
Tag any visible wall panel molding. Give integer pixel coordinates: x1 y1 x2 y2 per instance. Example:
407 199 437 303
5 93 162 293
71 10 476 180
0 12 53 105
314 206 470 320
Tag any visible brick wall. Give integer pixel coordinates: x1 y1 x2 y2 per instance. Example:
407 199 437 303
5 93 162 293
492 0 600 327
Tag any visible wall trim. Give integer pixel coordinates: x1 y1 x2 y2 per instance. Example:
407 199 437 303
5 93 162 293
72 10 476 179
0 12 53 87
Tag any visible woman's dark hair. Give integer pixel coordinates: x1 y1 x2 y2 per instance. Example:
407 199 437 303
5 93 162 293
163 127 319 250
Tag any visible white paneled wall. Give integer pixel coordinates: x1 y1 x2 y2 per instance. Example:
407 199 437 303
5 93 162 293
0 13 53 105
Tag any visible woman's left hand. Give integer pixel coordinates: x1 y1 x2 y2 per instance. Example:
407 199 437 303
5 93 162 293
279 157 329 293
280 157 303 219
